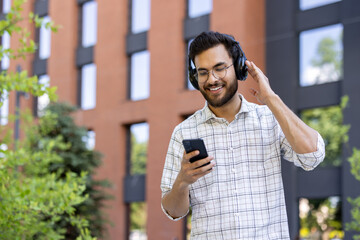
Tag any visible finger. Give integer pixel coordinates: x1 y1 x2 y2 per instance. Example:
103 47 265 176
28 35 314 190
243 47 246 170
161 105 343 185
193 160 215 175
246 62 260 82
194 167 214 179
191 156 214 169
182 150 199 163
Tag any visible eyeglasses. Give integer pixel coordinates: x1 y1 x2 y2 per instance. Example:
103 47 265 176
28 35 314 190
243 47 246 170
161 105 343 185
195 63 233 83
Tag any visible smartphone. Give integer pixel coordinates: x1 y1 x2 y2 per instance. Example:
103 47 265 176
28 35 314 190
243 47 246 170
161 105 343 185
182 139 209 167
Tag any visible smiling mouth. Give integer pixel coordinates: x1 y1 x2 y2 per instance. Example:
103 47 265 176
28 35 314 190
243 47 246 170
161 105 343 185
208 85 223 92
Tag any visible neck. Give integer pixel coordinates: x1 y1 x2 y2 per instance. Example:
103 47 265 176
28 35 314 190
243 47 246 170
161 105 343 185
208 94 242 123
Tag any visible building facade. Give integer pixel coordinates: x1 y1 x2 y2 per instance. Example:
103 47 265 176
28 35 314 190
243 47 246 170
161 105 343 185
2 0 360 239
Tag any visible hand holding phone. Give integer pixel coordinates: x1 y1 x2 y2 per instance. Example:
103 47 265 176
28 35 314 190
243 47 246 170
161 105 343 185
182 139 210 168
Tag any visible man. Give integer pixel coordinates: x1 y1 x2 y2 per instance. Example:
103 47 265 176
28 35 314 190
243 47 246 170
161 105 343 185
160 31 325 239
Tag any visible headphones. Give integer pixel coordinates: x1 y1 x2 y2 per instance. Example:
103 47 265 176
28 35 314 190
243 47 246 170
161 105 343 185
188 34 248 90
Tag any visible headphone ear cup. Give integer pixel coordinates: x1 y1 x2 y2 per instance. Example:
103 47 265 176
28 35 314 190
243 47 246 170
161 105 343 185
188 59 199 90
239 56 248 81
234 55 248 81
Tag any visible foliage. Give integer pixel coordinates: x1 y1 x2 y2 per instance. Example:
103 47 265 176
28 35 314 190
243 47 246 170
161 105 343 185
28 102 113 239
0 0 58 105
130 133 147 175
301 96 350 166
299 197 342 239
346 148 360 239
0 110 94 239
0 1 93 239
130 202 147 232
310 33 343 84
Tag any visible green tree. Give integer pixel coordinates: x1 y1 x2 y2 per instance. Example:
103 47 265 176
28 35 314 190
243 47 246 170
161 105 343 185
311 33 343 84
0 110 94 239
0 0 93 238
30 102 113 239
130 133 147 175
346 148 360 239
301 96 350 167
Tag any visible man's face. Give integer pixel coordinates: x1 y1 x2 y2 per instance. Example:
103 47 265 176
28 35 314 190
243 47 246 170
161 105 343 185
194 44 238 108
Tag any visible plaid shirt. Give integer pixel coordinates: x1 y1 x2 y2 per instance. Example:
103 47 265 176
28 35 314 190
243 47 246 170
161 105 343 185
161 95 325 240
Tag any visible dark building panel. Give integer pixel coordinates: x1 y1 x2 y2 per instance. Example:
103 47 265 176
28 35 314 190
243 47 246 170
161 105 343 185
297 81 341 110
296 2 341 31
126 32 148 55
297 167 341 198
123 175 146 203
183 14 210 40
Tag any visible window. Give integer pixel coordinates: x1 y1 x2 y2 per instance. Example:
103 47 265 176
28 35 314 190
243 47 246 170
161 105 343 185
2 0 11 13
300 99 348 167
83 130 95 150
188 0 212 18
81 63 97 110
299 24 343 87
128 122 149 175
299 197 342 239
130 50 150 101
300 0 341 11
131 0 151 34
1 31 10 70
0 91 9 125
82 1 97 47
39 15 51 60
37 75 50 116
129 202 147 240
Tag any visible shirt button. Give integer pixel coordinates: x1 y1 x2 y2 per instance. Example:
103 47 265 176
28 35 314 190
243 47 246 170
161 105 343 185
229 147 233 151
231 168 236 173
234 213 240 217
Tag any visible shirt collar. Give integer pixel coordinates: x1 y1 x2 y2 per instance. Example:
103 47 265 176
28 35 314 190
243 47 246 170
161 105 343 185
198 94 253 124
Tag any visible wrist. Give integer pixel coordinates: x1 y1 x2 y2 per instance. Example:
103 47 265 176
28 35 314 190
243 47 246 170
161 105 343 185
264 92 279 106
174 177 190 193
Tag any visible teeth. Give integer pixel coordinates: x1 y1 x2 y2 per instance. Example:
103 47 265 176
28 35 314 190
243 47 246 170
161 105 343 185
210 86 222 91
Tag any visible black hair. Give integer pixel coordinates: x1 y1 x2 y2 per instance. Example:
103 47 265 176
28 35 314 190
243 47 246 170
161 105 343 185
188 31 241 65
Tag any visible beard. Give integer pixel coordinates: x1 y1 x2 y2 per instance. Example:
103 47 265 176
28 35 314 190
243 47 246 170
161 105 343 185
199 77 238 108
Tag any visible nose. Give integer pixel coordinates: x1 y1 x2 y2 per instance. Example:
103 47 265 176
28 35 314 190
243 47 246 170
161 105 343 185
207 70 220 84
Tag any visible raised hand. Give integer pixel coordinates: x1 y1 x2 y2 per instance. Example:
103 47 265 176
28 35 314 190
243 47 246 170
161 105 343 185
246 60 276 105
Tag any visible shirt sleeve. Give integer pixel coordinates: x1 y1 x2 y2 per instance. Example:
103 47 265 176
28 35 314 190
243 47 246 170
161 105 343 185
160 127 189 221
279 125 325 171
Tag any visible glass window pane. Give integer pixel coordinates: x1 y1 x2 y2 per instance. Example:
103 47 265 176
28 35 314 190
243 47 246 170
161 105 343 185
129 122 148 175
37 75 50 117
300 0 341 11
83 130 95 150
81 63 97 110
2 0 11 14
131 0 151 34
82 1 97 47
188 0 212 18
1 31 10 70
129 202 147 239
130 51 150 101
300 24 343 87
0 91 9 125
301 103 347 167
39 16 51 59
299 197 342 239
